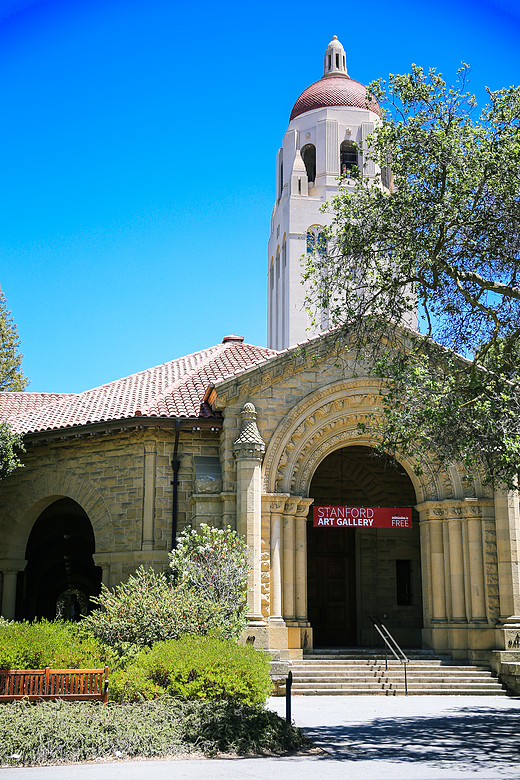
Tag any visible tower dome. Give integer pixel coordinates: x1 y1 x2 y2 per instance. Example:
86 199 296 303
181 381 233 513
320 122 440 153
290 36 381 121
268 36 384 351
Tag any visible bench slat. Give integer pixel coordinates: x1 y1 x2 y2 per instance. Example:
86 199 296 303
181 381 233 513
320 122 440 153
0 667 109 704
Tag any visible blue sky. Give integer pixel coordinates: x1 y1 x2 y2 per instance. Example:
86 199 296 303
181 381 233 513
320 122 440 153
1 0 519 392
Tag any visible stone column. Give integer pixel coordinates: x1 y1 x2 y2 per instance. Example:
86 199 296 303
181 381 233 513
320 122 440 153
0 559 26 620
494 487 520 629
463 502 487 622
447 507 467 622
423 505 447 623
282 497 299 624
142 441 157 551
233 403 266 626
295 498 313 624
264 494 288 623
92 555 111 588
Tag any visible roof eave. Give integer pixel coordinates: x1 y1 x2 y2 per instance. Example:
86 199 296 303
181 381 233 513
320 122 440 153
21 414 223 446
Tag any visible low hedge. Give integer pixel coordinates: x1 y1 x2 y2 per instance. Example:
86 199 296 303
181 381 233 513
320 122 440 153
110 634 272 705
0 620 115 671
0 699 307 765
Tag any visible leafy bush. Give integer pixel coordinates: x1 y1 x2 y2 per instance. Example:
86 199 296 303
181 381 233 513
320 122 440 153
169 524 249 638
0 699 306 765
81 567 228 657
110 635 272 705
0 620 113 670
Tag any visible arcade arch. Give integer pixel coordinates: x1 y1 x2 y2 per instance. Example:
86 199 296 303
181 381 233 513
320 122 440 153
21 498 101 620
307 445 422 648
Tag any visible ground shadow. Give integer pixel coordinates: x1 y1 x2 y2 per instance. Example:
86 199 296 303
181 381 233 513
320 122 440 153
302 706 520 771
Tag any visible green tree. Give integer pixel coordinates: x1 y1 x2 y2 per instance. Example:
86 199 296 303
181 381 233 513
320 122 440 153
0 285 27 479
303 65 520 488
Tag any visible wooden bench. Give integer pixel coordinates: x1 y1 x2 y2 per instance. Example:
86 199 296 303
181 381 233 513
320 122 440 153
0 667 109 704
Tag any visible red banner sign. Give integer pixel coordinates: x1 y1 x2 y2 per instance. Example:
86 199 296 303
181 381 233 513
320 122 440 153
313 506 412 529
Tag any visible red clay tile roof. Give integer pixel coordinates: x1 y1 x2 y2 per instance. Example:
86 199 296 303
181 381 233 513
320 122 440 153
3 341 279 435
290 74 382 120
0 392 76 418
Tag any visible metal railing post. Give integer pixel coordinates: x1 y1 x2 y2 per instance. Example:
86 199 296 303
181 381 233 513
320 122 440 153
369 616 409 696
285 670 292 724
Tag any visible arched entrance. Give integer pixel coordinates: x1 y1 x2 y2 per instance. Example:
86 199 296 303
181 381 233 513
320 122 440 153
307 446 422 648
21 498 101 620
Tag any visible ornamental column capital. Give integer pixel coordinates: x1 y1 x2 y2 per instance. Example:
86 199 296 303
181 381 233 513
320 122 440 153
262 493 291 513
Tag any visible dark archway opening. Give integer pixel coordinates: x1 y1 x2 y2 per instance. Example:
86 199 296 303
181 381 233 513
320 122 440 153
307 446 422 648
340 140 358 177
21 498 101 620
301 143 316 183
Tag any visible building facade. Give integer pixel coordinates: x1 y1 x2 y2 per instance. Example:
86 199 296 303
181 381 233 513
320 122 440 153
1 39 520 682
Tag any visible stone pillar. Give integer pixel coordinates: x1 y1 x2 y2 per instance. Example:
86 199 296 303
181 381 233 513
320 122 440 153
295 498 313 624
282 497 299 624
417 501 448 653
463 502 487 622
447 508 467 622
142 441 156 551
494 487 520 634
265 494 288 623
427 507 448 623
92 555 111 588
233 403 266 626
0 559 26 620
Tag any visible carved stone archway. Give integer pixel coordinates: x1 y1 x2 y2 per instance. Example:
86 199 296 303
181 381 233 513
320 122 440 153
262 378 461 503
2 471 112 561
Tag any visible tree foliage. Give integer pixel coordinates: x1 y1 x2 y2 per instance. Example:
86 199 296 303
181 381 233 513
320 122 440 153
0 286 27 393
304 65 520 488
0 285 27 479
169 524 249 639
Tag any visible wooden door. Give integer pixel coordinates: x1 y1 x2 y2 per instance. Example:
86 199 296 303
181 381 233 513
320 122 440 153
307 524 356 647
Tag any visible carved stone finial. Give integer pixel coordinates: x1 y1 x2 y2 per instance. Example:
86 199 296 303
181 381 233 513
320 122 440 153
233 402 265 459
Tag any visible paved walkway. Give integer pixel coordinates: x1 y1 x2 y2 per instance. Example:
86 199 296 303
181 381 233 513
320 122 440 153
3 695 520 778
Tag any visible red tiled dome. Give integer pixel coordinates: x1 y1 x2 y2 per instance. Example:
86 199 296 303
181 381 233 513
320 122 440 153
290 74 381 121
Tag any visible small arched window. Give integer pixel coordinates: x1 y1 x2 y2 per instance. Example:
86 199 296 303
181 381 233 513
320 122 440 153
301 143 316 184
306 225 326 256
340 141 358 178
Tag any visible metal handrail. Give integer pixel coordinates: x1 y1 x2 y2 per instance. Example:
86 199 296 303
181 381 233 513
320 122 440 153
369 616 409 695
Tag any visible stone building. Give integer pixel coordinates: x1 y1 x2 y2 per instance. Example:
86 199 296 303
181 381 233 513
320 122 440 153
1 38 520 681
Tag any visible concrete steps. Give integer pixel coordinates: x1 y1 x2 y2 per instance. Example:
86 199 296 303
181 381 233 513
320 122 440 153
288 655 507 696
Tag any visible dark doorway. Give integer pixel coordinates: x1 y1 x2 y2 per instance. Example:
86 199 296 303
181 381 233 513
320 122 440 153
301 143 316 183
307 525 356 646
21 498 101 620
307 446 421 648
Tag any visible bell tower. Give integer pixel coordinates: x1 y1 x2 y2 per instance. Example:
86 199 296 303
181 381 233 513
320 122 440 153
267 36 383 350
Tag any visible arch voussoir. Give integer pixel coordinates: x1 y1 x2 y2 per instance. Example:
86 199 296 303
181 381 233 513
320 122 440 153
263 378 457 503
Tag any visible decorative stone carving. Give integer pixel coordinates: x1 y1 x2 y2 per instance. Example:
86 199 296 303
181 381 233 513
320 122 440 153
233 403 266 461
262 377 453 502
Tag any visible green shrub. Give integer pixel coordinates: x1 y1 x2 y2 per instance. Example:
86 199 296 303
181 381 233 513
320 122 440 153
0 620 114 670
169 524 249 639
182 699 307 755
110 635 272 705
0 699 306 765
81 568 229 658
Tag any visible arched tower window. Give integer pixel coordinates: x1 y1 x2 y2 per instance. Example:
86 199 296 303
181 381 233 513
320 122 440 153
301 144 316 184
340 141 358 178
306 225 326 256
